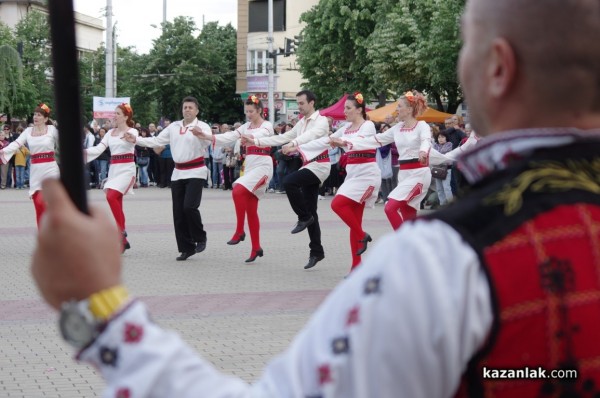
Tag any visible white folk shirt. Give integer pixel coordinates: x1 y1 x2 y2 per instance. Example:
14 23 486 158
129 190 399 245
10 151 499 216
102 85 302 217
254 111 330 183
86 128 138 194
135 119 212 181
299 120 381 207
77 129 600 398
215 121 274 198
1 125 60 197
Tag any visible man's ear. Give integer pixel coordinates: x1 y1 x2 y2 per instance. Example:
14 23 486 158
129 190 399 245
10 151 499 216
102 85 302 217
487 38 517 98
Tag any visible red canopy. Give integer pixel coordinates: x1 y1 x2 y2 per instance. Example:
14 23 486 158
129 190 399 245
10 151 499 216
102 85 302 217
320 94 372 121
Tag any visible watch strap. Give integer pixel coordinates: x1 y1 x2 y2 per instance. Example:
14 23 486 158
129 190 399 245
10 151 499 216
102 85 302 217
88 285 129 321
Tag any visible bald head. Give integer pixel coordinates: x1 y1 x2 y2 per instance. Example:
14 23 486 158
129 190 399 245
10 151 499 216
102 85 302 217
460 0 600 133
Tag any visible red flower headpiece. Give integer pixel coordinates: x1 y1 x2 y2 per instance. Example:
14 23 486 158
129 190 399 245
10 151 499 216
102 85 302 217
404 91 416 104
249 95 259 104
120 103 133 116
354 92 364 105
39 103 51 114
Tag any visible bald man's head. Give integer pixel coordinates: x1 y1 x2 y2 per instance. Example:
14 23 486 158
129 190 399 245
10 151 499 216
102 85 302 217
460 0 600 133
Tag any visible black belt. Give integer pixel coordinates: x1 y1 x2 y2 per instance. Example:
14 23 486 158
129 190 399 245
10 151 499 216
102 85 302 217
111 154 134 160
398 158 419 165
348 153 376 159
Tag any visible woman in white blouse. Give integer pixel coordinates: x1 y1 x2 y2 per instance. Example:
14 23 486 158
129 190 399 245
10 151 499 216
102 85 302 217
0 103 60 227
332 90 432 230
288 93 381 272
195 96 274 263
86 103 138 252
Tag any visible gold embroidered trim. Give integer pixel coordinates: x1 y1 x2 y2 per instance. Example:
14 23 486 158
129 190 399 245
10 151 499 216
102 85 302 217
484 159 600 215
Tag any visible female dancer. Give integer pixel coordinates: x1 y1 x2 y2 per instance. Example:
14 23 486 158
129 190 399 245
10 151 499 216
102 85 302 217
0 104 59 227
287 92 380 271
195 95 273 262
86 103 138 251
332 90 431 230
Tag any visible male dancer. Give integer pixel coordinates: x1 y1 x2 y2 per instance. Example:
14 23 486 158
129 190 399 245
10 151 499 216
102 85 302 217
126 96 211 261
242 90 330 269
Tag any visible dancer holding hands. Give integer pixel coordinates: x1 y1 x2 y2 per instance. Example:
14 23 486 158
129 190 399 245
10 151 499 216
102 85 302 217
194 95 273 262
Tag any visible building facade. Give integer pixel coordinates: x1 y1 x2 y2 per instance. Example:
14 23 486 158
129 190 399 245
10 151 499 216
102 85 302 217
0 0 104 54
236 0 319 123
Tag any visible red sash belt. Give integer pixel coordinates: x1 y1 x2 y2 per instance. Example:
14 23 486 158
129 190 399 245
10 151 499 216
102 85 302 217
398 158 425 170
111 153 135 164
31 151 55 164
304 150 330 166
175 156 205 170
246 146 271 156
347 150 376 165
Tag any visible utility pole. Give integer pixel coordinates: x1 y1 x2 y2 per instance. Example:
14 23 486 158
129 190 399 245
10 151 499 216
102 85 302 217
113 22 118 96
105 0 114 97
267 0 275 125
163 0 167 24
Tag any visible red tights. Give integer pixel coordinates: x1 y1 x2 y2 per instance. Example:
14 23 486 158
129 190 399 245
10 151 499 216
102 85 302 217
331 195 366 270
106 189 126 241
384 199 417 230
32 191 46 228
232 185 261 253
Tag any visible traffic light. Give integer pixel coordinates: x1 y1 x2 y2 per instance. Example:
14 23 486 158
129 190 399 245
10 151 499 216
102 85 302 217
274 109 280 122
284 38 294 57
263 108 269 120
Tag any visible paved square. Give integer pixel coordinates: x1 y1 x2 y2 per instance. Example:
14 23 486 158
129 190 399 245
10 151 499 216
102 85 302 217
0 186 392 397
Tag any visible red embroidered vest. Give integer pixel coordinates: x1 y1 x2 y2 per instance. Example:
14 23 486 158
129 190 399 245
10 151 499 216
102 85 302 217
429 143 600 397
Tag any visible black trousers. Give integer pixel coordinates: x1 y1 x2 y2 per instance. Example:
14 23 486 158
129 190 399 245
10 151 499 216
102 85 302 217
283 168 324 257
171 178 207 253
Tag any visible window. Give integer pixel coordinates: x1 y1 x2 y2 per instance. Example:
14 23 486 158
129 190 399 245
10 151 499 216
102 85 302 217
248 50 277 75
249 0 286 32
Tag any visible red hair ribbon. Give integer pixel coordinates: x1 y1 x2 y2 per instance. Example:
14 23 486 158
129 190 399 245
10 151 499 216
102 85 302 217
121 103 133 116
249 95 259 104
39 103 51 114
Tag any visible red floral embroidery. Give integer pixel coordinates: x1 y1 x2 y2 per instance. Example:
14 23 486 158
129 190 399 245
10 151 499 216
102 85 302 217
124 323 144 344
116 388 130 398
318 364 333 385
346 306 360 326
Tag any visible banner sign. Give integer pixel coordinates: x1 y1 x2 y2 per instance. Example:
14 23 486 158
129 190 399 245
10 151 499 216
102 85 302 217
93 97 131 119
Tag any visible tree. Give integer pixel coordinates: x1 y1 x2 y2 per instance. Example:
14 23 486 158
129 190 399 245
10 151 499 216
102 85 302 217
367 0 464 112
297 0 382 108
144 17 226 122
0 45 23 118
197 22 243 124
14 10 54 116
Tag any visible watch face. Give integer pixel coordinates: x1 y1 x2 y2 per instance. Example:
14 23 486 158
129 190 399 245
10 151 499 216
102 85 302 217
59 303 96 349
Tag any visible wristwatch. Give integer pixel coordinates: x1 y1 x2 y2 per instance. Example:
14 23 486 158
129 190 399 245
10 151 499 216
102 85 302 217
59 285 129 349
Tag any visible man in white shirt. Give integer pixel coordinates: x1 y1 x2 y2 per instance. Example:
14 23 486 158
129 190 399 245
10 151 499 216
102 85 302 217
242 90 330 270
32 0 600 396
125 96 212 261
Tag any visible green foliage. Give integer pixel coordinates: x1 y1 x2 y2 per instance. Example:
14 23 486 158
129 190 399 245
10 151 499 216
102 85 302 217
143 18 243 124
14 10 53 113
0 45 23 116
299 0 465 111
297 0 380 107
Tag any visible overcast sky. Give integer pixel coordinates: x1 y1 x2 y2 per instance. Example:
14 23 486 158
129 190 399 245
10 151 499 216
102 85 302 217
73 0 238 54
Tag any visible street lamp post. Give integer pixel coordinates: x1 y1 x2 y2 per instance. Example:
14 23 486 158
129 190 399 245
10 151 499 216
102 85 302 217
105 0 114 97
267 0 274 125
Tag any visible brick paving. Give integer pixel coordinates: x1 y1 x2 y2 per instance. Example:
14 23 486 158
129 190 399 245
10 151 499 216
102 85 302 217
0 185 393 397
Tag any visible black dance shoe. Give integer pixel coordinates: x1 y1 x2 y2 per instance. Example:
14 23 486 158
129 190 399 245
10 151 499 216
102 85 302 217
355 233 372 256
291 216 314 234
196 239 207 253
176 251 196 261
227 232 246 245
304 255 325 270
245 248 264 263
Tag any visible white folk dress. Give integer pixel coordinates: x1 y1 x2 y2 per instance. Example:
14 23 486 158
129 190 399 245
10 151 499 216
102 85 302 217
86 128 138 195
214 121 274 198
1 126 60 197
299 121 381 208
344 121 432 210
